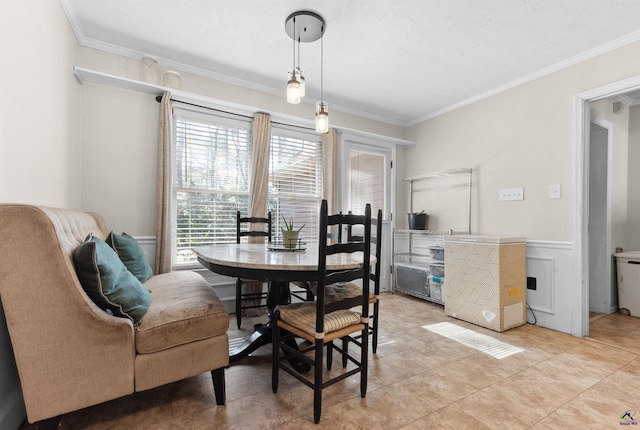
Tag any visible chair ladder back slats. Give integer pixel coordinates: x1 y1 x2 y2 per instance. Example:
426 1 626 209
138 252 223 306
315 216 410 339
237 211 272 244
326 242 365 255
325 268 364 285
235 211 272 329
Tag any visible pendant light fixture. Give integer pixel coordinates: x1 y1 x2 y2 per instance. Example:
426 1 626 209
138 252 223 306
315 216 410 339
315 34 329 134
285 11 328 133
286 15 302 104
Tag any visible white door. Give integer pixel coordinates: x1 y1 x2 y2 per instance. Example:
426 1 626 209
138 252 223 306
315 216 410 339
342 141 393 292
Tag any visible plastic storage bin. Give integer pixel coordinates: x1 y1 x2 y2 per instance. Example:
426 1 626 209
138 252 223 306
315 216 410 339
429 262 445 277
429 275 445 302
614 251 640 317
428 246 444 261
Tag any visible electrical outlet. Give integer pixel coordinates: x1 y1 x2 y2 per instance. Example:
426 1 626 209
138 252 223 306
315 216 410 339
527 277 537 290
499 187 524 201
549 185 561 199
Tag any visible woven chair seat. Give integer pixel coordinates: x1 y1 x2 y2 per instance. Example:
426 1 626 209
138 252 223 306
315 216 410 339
276 302 361 337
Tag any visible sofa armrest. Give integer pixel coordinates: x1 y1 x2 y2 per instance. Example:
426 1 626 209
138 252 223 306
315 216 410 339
0 205 136 423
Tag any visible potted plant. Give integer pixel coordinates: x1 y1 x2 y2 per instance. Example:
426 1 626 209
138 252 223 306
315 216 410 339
407 210 428 230
281 216 305 249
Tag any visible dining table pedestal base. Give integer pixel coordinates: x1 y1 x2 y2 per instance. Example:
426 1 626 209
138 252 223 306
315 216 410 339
229 281 311 373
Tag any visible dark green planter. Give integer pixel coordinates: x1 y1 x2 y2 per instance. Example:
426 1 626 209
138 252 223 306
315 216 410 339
407 213 427 230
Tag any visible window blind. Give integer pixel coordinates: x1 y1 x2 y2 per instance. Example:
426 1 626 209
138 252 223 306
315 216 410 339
269 128 323 245
173 108 252 263
350 150 385 215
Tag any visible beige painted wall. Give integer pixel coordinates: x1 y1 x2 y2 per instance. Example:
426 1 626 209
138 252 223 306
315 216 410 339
79 84 160 235
0 0 81 208
404 40 640 241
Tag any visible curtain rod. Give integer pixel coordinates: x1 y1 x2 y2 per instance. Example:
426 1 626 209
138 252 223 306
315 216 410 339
156 95 318 134
155 95 253 120
271 121 316 133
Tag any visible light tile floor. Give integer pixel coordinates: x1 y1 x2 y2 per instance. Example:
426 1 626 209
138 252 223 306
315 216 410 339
19 292 640 429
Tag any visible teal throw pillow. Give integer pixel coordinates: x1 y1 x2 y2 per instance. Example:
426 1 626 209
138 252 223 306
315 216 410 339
74 234 151 325
106 231 154 283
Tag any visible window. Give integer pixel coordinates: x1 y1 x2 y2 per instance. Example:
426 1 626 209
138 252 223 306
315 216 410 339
349 149 385 216
268 127 323 245
173 106 252 264
170 107 322 264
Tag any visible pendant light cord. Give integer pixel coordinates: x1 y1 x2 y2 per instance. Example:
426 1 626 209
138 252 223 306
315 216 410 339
292 17 296 71
297 36 301 71
320 33 324 100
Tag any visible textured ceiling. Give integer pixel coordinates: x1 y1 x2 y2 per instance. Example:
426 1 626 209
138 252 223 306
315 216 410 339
62 0 640 126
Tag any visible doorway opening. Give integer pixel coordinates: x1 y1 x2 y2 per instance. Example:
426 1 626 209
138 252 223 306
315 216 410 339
574 76 640 337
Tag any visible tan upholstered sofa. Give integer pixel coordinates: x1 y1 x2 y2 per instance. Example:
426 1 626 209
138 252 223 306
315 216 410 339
0 205 229 428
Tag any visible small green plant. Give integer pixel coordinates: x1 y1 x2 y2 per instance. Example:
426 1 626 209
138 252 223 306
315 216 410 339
281 216 305 232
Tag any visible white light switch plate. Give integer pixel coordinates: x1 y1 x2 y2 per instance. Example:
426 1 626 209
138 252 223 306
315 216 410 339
549 185 561 199
499 188 524 201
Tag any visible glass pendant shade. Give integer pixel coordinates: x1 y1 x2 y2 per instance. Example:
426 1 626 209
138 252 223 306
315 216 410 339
286 70 302 104
315 101 329 133
297 69 306 98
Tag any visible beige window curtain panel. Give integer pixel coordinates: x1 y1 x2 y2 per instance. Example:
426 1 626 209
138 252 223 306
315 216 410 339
250 113 271 227
243 112 271 317
322 128 338 215
155 91 173 274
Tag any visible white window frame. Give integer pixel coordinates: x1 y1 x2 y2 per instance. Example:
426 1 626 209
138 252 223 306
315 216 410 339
171 104 253 268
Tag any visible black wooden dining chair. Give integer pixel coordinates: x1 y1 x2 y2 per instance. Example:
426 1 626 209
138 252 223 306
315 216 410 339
272 200 372 424
346 208 383 354
235 211 271 329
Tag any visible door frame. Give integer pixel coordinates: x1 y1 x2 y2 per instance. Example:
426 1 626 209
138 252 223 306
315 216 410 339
573 75 640 337
338 133 396 292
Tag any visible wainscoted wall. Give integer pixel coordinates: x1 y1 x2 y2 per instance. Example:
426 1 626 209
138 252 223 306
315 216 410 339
393 234 576 335
136 236 576 334
525 240 574 334
135 236 156 271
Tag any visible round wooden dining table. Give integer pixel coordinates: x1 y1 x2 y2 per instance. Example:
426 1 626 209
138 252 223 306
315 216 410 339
194 243 372 370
